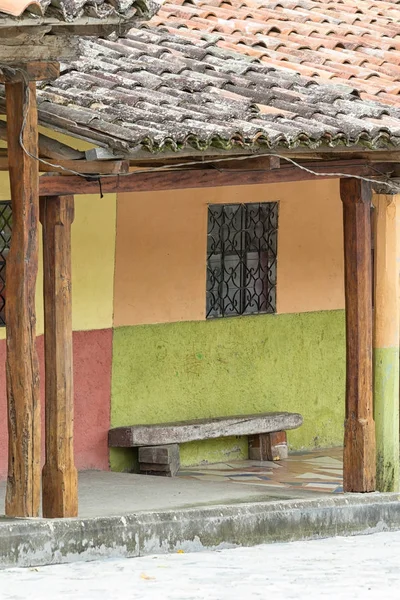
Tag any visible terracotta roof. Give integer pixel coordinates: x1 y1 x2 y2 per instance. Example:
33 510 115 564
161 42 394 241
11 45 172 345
150 0 400 107
0 0 41 18
1 1 400 156
6 27 396 155
0 0 157 24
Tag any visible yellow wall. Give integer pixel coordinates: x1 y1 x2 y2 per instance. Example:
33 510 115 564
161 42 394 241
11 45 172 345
0 173 116 338
0 126 115 336
114 179 345 326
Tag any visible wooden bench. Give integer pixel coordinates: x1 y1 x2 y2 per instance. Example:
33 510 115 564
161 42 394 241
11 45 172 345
108 412 303 476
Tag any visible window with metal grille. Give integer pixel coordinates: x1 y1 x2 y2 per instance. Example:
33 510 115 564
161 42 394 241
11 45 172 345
0 201 12 326
206 202 278 319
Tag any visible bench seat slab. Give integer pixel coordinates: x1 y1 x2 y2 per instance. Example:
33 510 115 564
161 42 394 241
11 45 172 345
109 412 303 448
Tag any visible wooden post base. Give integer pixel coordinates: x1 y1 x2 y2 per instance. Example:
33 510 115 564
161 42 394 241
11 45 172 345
139 444 180 477
42 465 78 518
248 432 288 461
344 418 376 492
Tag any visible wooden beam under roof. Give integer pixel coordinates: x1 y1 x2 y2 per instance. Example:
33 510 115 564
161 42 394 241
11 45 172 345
38 159 395 197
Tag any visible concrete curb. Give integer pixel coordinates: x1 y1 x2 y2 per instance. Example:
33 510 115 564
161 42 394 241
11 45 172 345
1 493 400 569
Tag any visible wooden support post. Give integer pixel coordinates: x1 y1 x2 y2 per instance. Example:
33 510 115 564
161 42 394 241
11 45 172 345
248 432 288 461
372 194 400 492
138 445 180 477
5 80 41 517
341 178 376 492
40 195 78 518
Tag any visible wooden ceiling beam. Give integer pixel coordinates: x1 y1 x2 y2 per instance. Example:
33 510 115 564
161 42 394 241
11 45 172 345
39 160 394 197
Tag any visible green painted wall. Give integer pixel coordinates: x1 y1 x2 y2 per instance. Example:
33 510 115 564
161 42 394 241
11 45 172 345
110 310 346 471
374 347 400 492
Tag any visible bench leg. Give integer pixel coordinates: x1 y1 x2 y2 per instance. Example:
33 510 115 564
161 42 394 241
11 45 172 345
138 444 180 477
248 432 288 461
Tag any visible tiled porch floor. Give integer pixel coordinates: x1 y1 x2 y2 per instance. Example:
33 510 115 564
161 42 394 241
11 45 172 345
178 447 343 494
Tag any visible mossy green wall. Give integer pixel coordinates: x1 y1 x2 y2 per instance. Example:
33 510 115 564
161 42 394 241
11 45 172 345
110 310 346 471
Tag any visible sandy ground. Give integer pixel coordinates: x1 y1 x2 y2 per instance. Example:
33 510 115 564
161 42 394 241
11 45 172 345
1 530 400 599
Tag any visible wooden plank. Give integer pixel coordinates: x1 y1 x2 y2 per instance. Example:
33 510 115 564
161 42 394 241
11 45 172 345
340 178 376 492
108 412 303 447
0 61 59 83
40 195 78 518
37 134 84 161
372 193 400 492
39 161 391 197
4 80 41 517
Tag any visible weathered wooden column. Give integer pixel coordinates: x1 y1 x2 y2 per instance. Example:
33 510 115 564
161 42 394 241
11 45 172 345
373 193 400 492
40 195 78 518
340 178 376 492
2 63 60 517
4 77 41 517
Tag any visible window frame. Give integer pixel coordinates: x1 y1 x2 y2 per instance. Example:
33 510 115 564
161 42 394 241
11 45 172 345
206 201 278 319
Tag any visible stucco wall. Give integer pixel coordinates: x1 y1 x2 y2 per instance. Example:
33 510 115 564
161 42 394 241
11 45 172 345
111 311 345 470
0 330 112 480
111 179 346 470
114 179 344 327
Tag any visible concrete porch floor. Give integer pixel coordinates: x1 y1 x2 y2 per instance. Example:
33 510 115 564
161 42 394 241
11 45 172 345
0 448 343 518
2 446 400 570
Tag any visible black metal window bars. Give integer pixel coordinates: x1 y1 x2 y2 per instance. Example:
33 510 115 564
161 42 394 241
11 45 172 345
206 202 278 319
